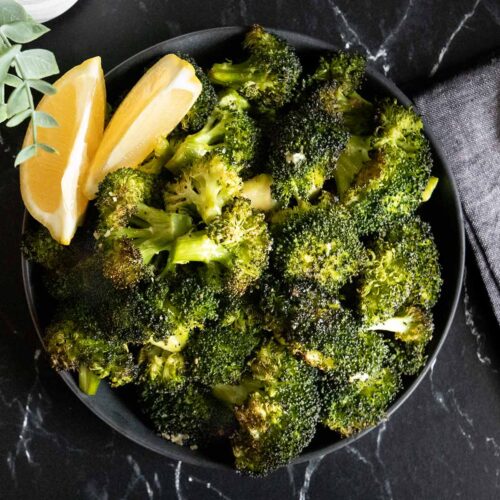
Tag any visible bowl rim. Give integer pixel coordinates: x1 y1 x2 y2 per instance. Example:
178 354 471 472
21 25 465 470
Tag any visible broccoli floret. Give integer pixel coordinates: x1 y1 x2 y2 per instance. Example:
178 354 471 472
141 382 235 447
321 366 401 437
45 319 136 395
334 135 372 199
306 52 373 134
169 198 271 295
95 168 159 233
209 25 301 114
94 168 191 286
186 323 261 386
359 217 442 326
138 344 187 391
339 100 432 234
224 340 320 476
137 271 220 351
164 154 242 223
165 96 259 173
369 305 434 376
271 203 365 294
22 226 75 271
268 99 349 206
176 53 217 133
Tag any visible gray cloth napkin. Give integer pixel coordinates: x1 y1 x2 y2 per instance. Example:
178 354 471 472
414 58 500 323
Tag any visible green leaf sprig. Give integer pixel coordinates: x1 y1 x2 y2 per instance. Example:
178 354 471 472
0 0 59 165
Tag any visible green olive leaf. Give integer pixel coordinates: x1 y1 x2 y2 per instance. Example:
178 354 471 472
0 0 28 26
14 143 36 166
28 78 56 95
33 110 58 128
1 20 49 43
4 72 21 86
6 81 28 117
6 107 30 126
0 44 20 81
37 143 58 154
16 48 59 79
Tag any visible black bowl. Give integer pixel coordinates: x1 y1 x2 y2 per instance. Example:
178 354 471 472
22 26 465 471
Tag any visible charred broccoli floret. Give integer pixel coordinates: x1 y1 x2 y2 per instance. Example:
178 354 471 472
321 366 401 437
136 271 220 351
138 344 187 392
177 53 218 133
164 154 242 223
306 52 373 134
169 198 271 295
358 217 442 326
166 93 259 173
218 340 320 476
338 100 432 234
369 305 434 376
271 203 365 294
186 323 261 386
45 318 136 395
268 98 349 206
141 382 235 447
209 25 301 114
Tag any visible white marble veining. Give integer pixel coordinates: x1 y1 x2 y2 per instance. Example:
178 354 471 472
429 0 483 76
298 455 326 500
327 0 417 75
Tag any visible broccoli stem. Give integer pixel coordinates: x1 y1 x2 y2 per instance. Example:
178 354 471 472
79 365 101 395
367 317 410 334
169 231 230 265
209 61 265 86
117 205 192 264
166 115 227 173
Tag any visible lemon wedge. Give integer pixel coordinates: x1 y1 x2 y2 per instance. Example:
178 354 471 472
84 54 202 199
20 56 106 245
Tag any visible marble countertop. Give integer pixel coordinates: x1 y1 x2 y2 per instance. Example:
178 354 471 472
1 0 500 498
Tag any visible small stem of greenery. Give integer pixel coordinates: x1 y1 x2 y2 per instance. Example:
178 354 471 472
0 0 60 165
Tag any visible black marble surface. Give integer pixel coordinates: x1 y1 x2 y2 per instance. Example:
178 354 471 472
1 1 500 498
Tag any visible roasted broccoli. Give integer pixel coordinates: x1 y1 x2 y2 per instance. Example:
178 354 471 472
337 100 432 234
141 382 235 446
218 340 320 475
321 366 401 437
164 153 242 223
168 198 271 295
209 25 301 114
45 318 136 395
166 93 259 173
306 52 373 134
271 202 365 294
268 98 349 206
177 53 218 133
138 344 187 391
358 217 442 326
369 305 434 376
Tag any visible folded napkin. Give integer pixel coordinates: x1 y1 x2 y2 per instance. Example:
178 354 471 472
414 58 500 323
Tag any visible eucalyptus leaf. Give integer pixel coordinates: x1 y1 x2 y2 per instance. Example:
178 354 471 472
1 20 49 43
37 143 58 154
6 107 30 126
6 81 28 116
0 0 28 26
33 110 58 128
16 48 59 79
14 143 36 166
0 44 20 81
4 72 21 87
28 78 56 95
